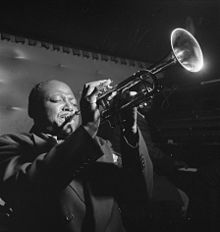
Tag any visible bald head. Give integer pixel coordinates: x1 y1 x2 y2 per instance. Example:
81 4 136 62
28 80 72 118
28 80 80 137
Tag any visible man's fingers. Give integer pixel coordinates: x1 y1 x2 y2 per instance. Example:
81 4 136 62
85 79 112 96
86 87 99 103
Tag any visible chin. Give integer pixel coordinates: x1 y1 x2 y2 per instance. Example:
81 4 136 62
62 129 73 137
62 122 78 135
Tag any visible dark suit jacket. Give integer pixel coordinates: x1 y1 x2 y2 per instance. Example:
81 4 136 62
98 115 185 211
0 125 152 232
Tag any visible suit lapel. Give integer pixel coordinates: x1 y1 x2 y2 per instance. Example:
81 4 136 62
69 180 85 203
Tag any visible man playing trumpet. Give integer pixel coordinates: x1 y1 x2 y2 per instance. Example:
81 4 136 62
0 79 152 232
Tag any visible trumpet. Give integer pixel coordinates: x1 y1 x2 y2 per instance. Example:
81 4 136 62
95 28 204 125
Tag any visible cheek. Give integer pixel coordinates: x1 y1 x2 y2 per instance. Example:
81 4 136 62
43 105 60 122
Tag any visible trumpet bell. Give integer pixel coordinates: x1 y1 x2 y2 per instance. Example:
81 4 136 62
97 28 204 126
171 28 204 72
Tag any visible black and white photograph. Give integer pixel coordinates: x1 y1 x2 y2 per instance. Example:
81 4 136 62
0 1 219 231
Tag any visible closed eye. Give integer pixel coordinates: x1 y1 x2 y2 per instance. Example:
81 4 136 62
50 98 62 103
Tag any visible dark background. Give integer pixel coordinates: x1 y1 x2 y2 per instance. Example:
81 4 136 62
0 0 220 165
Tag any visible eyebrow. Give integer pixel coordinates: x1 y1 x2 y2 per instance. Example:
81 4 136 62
50 93 77 100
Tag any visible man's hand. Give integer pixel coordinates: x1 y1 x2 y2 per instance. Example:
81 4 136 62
80 79 111 137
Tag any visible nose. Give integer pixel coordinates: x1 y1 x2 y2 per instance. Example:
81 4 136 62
63 100 74 112
63 99 79 114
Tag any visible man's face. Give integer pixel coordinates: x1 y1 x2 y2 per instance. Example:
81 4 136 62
39 80 80 137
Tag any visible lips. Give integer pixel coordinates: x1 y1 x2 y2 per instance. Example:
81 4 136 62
59 113 73 122
58 112 79 126
59 113 71 119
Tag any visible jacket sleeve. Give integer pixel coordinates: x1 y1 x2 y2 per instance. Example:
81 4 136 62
138 114 176 175
116 129 153 231
0 126 104 194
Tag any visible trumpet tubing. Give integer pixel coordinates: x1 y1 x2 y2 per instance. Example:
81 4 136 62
98 28 204 125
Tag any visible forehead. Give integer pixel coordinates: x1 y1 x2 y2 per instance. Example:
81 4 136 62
39 81 75 98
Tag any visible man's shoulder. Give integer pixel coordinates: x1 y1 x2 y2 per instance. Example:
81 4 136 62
0 133 36 160
0 133 34 146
